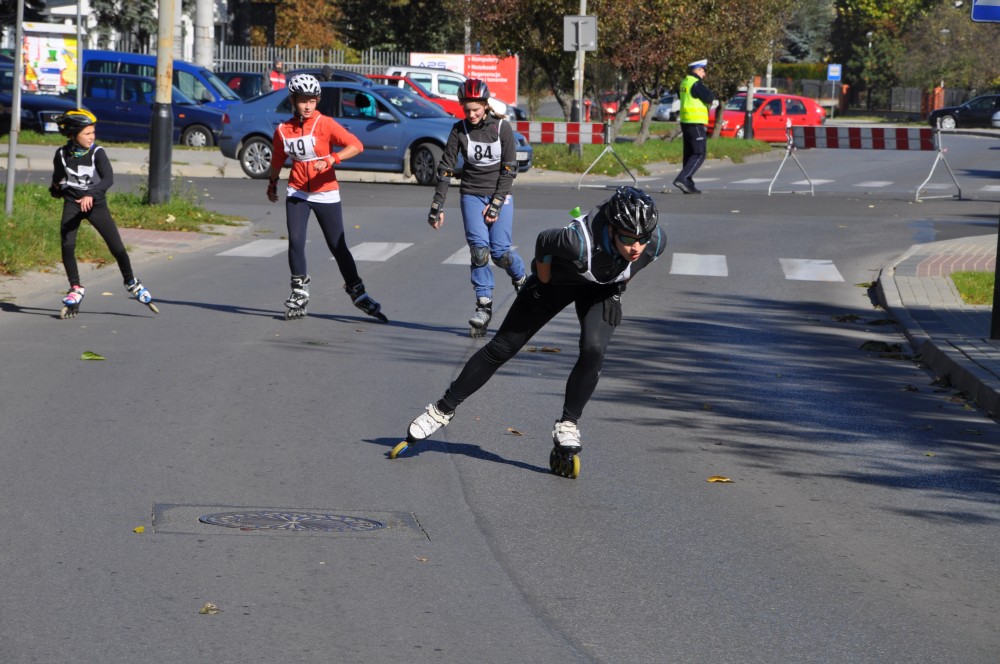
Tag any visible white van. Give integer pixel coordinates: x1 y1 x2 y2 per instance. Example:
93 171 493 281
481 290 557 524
384 65 515 120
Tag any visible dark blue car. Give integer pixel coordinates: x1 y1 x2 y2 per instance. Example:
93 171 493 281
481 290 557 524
218 81 532 183
1 61 80 134
74 72 226 146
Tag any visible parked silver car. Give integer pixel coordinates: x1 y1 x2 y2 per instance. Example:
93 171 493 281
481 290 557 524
652 93 680 122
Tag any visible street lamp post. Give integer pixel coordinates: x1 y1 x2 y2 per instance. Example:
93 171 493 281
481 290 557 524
865 31 873 111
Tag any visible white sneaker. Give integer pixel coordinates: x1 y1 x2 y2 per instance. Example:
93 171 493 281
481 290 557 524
408 403 454 440
552 420 582 451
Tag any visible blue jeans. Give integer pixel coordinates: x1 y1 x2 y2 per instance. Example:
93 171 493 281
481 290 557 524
460 193 526 299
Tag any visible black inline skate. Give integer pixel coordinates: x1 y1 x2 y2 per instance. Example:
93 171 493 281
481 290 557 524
469 296 492 338
345 281 388 323
284 275 310 320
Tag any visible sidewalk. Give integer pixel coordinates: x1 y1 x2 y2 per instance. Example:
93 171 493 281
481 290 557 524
877 233 1000 417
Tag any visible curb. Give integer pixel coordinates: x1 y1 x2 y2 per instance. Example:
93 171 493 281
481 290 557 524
877 250 1000 418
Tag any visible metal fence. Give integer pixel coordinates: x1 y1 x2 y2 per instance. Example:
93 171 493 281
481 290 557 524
213 45 408 74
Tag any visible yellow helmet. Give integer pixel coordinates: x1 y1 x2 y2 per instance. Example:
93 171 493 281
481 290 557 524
56 109 97 137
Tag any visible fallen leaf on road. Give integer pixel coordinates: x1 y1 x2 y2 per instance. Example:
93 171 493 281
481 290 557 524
707 476 733 483
199 603 221 615
133 526 145 533
81 351 105 360
924 452 936 457
416 556 429 563
507 427 523 436
101 291 113 296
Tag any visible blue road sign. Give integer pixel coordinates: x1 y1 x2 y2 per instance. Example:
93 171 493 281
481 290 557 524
972 0 1000 22
827 64 842 81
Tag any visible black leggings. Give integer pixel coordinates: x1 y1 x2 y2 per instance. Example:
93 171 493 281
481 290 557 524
440 277 618 423
286 197 360 286
60 199 133 286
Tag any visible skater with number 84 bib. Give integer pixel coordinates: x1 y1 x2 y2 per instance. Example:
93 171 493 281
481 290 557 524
393 186 665 479
426 79 527 338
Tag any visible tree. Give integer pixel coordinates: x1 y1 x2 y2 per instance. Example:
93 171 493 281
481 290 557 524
829 0 938 107
0 0 46 28
91 0 159 52
782 0 835 62
273 0 341 49
339 0 465 52
898 1 1000 93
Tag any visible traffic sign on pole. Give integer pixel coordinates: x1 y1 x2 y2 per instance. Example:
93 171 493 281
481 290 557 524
827 64 842 81
972 0 1000 22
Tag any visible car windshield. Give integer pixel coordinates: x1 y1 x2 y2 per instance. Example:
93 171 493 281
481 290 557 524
198 68 241 101
371 85 450 118
725 96 765 111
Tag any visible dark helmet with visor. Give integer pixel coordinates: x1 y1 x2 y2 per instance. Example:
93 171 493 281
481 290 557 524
603 186 658 241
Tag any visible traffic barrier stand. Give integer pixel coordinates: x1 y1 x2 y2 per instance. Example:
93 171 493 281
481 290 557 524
514 120 636 190
771 123 961 202
768 120 813 197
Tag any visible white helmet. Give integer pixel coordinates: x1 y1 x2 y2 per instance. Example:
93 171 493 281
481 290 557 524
288 74 321 97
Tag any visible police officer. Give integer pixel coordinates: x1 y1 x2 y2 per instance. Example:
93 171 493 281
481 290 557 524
674 59 716 194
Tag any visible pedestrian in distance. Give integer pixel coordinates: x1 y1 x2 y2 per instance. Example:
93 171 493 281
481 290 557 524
393 186 666 479
265 57 286 93
427 78 528 338
674 59 716 194
50 109 158 319
319 65 335 82
266 73 387 323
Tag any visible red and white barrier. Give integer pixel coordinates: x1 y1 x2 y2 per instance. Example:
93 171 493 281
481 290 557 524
770 123 959 201
793 126 936 151
514 121 605 145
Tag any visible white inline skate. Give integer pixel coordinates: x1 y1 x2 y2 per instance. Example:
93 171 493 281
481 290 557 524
549 420 582 479
125 277 159 314
60 285 85 319
389 403 455 459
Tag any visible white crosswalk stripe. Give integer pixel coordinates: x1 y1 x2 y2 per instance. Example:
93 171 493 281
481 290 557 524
780 258 844 282
216 241 851 284
853 181 893 188
216 239 287 257
982 185 1000 192
731 178 773 184
349 242 413 261
670 253 728 277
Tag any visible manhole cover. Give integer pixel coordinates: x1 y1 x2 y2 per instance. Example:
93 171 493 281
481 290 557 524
199 511 386 533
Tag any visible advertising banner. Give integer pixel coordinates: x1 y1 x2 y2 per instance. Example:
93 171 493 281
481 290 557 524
409 52 519 106
21 22 79 94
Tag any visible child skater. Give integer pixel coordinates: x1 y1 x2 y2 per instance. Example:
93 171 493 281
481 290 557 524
50 109 157 318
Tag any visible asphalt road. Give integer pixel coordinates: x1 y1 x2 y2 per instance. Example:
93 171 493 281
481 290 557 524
1 140 999 663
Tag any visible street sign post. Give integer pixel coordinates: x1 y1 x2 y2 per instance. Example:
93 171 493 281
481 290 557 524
827 64 842 119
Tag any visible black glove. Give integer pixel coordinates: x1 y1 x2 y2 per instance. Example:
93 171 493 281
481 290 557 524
485 193 505 220
428 201 442 226
603 292 622 327
49 184 62 199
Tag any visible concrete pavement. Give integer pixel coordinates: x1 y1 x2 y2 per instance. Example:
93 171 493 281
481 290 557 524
877 233 1000 418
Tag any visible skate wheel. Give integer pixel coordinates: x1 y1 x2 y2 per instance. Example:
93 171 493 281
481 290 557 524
549 449 580 478
389 440 410 459
147 302 160 314
566 454 580 479
60 306 74 319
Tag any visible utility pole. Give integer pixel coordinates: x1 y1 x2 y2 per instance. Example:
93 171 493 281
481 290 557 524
149 0 175 204
193 0 214 69
4 1 25 216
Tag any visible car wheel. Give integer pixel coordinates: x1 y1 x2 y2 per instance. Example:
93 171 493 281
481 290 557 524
735 126 745 139
239 136 273 179
411 143 443 186
181 124 213 147
938 115 957 130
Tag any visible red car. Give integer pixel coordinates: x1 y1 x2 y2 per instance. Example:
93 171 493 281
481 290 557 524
366 74 464 118
708 93 826 142
598 92 649 122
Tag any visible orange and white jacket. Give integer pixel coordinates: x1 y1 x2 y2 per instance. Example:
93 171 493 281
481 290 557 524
270 111 364 194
